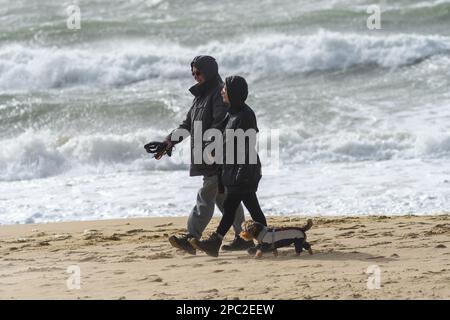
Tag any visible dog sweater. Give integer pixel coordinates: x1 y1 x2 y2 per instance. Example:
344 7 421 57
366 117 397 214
255 226 309 253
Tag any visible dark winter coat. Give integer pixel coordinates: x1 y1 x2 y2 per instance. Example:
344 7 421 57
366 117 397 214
166 55 228 177
220 76 262 194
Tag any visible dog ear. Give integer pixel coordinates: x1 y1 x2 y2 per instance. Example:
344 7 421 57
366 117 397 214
239 231 252 241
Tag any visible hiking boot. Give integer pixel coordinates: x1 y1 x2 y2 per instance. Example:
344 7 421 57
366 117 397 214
168 233 196 255
189 232 223 258
221 236 254 251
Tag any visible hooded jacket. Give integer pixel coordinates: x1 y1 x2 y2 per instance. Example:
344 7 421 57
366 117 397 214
166 55 227 177
220 76 262 193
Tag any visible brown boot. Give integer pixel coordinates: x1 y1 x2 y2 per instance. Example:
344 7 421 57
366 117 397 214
189 232 223 257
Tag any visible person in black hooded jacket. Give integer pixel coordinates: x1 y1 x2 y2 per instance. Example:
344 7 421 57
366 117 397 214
149 56 252 255
190 76 268 257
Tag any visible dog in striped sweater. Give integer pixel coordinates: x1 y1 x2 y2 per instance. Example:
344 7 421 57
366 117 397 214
240 219 313 258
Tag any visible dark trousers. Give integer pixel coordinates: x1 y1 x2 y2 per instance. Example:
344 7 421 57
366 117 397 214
216 192 267 237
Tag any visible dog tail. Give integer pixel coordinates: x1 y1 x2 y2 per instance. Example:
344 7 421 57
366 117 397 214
301 219 313 232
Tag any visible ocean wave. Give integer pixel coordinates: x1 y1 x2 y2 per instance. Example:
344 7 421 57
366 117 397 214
415 134 450 158
384 0 450 11
281 130 450 163
2 128 450 181
0 129 190 181
281 131 414 163
0 42 190 91
1 31 450 90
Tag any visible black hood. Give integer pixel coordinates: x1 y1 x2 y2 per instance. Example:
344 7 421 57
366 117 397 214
189 55 222 97
225 76 248 113
190 55 218 81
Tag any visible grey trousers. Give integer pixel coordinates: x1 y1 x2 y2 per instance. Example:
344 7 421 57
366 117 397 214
187 175 245 239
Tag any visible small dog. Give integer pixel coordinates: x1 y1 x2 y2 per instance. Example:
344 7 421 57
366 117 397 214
240 219 313 258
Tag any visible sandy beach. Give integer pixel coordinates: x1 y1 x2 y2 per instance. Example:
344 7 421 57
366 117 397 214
0 215 449 300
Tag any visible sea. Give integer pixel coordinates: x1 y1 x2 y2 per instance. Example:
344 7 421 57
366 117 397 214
1 0 450 224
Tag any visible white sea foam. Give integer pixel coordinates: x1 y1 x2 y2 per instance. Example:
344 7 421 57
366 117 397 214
2 126 450 182
1 31 449 90
1 159 449 225
0 129 191 181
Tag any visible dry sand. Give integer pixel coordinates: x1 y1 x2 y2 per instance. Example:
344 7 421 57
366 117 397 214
0 215 449 299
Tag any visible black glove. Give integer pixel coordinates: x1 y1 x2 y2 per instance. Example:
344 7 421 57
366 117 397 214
144 141 172 160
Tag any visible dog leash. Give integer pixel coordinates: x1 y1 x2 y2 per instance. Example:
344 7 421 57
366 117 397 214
144 141 174 160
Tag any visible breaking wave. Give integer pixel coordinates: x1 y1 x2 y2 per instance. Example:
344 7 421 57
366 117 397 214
1 31 450 90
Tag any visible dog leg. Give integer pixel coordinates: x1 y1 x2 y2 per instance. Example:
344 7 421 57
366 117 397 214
255 250 263 259
272 249 278 257
294 239 304 256
303 241 313 255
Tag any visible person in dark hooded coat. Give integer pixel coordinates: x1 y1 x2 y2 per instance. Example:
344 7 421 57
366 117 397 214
150 56 253 255
190 76 268 257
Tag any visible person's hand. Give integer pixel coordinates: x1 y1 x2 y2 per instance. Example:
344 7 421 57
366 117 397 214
163 140 174 157
163 139 173 149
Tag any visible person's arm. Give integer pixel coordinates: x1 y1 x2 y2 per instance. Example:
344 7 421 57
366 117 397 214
234 111 257 183
165 105 193 146
203 93 229 163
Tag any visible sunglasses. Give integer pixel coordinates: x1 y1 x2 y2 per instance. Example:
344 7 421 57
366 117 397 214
192 70 202 77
